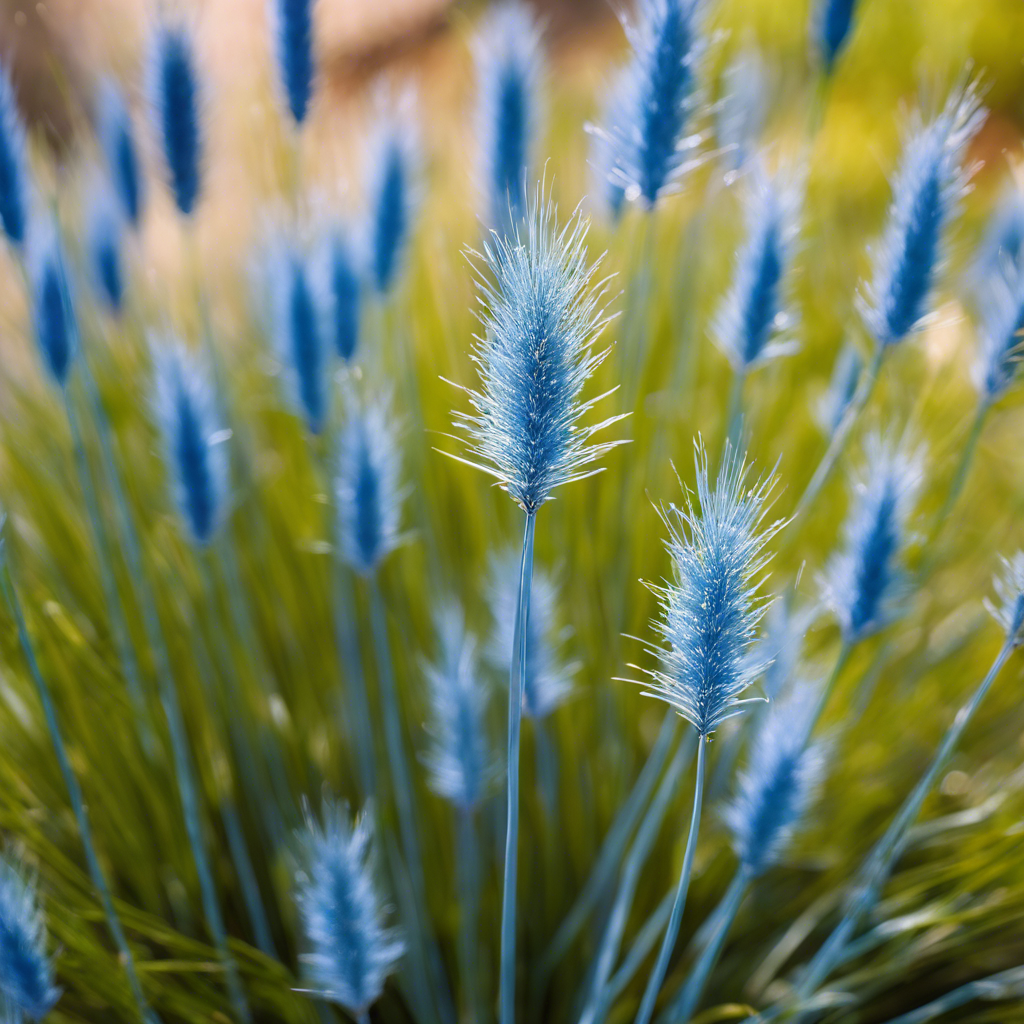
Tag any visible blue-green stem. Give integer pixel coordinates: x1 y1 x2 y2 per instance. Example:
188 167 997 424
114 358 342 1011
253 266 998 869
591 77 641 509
458 807 483 1024
578 736 694 1024
368 575 455 1024
809 640 853 733
670 866 751 1023
880 965 1024 1024
538 711 680 982
723 367 747 461
500 509 536 1024
633 735 708 1024
600 892 674 1022
794 637 1015 1011
929 399 990 544
0 554 159 1024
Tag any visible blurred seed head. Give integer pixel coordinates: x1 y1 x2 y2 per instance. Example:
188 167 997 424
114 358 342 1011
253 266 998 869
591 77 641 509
296 802 403 1016
271 0 316 126
28 220 76 388
986 552 1024 647
0 62 30 248
96 77 145 228
640 441 783 736
716 48 769 178
586 71 630 224
85 176 126 314
319 227 362 363
151 334 229 547
815 343 862 437
970 181 1024 303
813 0 858 74
973 258 1024 402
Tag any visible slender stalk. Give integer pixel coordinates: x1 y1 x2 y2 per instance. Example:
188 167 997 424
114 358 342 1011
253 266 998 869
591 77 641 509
880 965 1024 1024
578 737 693 1024
458 807 483 1024
500 510 536 1024
633 736 708 1024
723 368 747 459
539 712 680 981
929 399 989 543
0 558 159 1024
220 797 276 958
368 575 455 1024
670 866 751 1023
789 346 885 528
795 639 1015 1007
809 640 853 733
602 892 674 1019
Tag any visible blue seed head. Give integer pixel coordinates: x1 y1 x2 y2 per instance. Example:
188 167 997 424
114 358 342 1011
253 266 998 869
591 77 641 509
474 1 543 235
86 177 126 314
970 182 1024 301
335 396 405 575
0 857 59 1022
423 602 497 809
813 0 858 74
486 550 575 719
96 77 145 228
859 85 984 348
987 552 1024 647
296 802 404 1016
716 48 768 177
271 0 316 125
639 441 783 736
270 239 329 434
822 432 923 645
608 0 706 208
148 21 202 216
713 160 801 371
321 227 361 362
973 259 1024 402
452 187 623 513
725 684 827 876
28 221 76 388
151 334 229 546
815 343 862 437
0 62 30 247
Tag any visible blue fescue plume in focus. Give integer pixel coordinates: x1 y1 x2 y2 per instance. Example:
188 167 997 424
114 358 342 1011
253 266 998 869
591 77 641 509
86 177 126 314
813 0 858 74
486 550 574 719
364 106 417 294
151 334 229 546
606 0 706 208
822 433 923 645
97 78 145 228
0 857 59 1023
296 802 404 1020
28 221 76 388
271 0 316 126
474 1 543 234
816 343 862 437
632 441 781 1024
713 160 801 372
424 602 495 810
0 62 30 248
716 48 768 178
973 260 1024 403
322 228 361 362
334 396 405 575
452 188 621 513
148 21 202 217
860 86 984 349
270 240 329 433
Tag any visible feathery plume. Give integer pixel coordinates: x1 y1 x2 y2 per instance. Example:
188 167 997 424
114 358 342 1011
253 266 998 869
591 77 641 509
816 343 862 436
86 178 126 314
364 106 417 294
148 21 202 216
0 858 59 1023
859 85 984 348
822 432 923 644
270 240 329 434
639 442 782 736
451 188 622 513
271 0 316 126
424 602 496 809
607 0 706 208
970 182 1024 298
474 1 543 234
0 62 30 247
96 78 145 227
813 0 858 74
151 334 229 546
986 551 1024 646
713 161 801 371
322 228 361 362
973 259 1024 402
296 802 404 1017
716 48 768 177
725 685 826 875
486 550 575 718
28 221 76 388
334 396 405 575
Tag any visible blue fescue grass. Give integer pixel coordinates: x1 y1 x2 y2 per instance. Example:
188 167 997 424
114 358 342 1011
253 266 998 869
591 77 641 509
474 1 543 236
0 855 59 1023
881 965 1024 1024
629 442 782 1024
271 0 316 127
969 180 1024 300
812 0 859 74
0 61 30 248
85 177 126 315
296 802 404 1022
96 78 145 229
148 20 202 217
